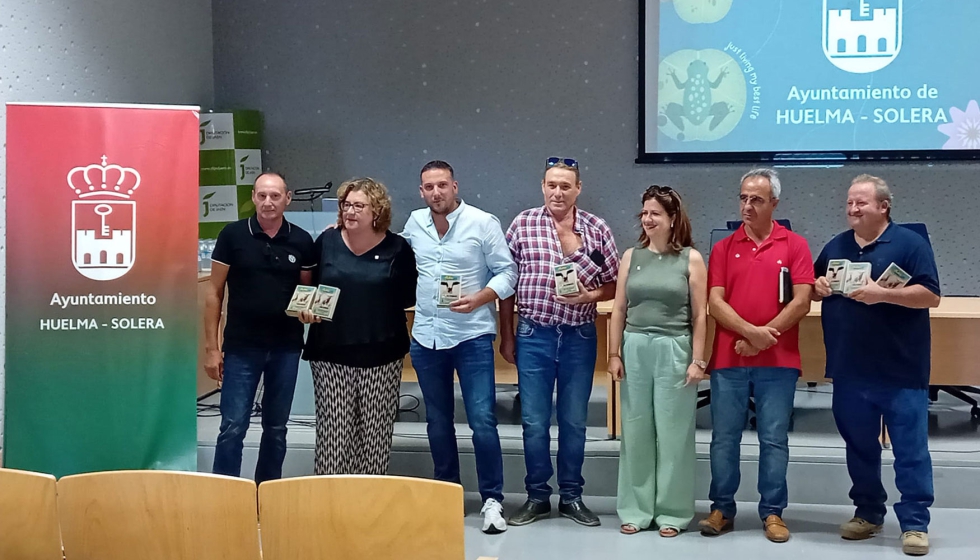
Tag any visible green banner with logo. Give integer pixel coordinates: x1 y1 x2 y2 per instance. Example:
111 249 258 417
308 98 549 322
4 102 200 477
198 110 263 239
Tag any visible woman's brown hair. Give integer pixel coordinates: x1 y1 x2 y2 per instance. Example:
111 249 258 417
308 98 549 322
336 177 392 232
637 185 694 255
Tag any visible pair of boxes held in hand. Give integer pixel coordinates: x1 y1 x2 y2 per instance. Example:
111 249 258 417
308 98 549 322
828 260 911 294
285 285 340 320
436 264 581 309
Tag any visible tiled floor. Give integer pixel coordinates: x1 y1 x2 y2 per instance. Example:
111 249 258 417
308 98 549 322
197 380 980 559
464 496 977 560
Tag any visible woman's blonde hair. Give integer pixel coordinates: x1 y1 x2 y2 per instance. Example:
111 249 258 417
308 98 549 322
336 177 392 232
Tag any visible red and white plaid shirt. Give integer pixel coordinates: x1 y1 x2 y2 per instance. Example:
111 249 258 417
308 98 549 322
506 206 619 326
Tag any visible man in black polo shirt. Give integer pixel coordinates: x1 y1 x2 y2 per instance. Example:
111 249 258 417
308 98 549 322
205 172 315 483
813 174 941 557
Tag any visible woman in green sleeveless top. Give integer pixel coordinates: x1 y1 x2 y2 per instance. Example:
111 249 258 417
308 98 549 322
608 185 708 537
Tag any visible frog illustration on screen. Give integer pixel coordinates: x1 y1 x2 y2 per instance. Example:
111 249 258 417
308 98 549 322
664 60 734 134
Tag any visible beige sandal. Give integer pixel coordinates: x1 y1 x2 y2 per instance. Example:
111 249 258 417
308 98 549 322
659 527 680 538
620 523 641 535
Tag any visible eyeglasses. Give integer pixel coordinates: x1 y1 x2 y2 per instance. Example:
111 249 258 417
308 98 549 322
738 194 771 206
341 201 368 213
648 185 674 195
546 157 579 169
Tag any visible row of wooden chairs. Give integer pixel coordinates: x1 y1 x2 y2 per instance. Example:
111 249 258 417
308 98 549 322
0 469 465 560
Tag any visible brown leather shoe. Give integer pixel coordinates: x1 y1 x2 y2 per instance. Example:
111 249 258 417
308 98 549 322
764 515 790 543
699 510 734 536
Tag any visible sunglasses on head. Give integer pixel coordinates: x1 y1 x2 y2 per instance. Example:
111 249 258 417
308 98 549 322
546 157 579 168
647 185 675 196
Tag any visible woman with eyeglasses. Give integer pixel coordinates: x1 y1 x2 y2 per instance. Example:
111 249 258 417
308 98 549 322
299 177 418 475
607 185 708 537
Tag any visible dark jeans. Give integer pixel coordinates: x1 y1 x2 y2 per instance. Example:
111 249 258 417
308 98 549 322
515 317 597 503
708 367 798 520
211 348 300 484
833 380 933 532
410 334 504 502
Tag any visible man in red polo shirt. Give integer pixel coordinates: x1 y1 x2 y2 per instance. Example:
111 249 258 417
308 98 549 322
698 168 814 543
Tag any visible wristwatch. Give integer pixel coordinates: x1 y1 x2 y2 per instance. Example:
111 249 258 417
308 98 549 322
692 359 708 370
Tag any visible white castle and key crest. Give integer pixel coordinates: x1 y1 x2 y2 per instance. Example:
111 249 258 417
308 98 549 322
67 155 141 281
823 0 903 74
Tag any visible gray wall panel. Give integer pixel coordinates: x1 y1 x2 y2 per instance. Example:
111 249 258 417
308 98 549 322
212 0 977 296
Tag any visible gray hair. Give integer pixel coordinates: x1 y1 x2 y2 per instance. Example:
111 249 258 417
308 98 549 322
741 167 781 199
851 173 893 218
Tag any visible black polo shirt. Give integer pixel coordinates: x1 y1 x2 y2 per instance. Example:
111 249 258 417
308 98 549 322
814 222 941 389
211 216 316 351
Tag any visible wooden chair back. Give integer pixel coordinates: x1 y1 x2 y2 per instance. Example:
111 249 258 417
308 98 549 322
0 468 62 560
259 475 465 560
57 470 261 560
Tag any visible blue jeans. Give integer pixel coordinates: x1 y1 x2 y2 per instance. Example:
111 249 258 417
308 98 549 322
708 367 798 520
515 317 597 503
410 334 503 503
833 380 933 532
212 348 301 484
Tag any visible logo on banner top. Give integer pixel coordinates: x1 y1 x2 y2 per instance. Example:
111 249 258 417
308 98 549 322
199 114 234 150
67 155 141 281
199 186 238 223
235 149 262 184
823 0 902 74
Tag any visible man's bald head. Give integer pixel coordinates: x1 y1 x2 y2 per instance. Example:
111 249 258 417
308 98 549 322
254 172 288 193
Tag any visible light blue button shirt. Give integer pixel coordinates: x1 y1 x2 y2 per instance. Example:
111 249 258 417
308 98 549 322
401 200 517 350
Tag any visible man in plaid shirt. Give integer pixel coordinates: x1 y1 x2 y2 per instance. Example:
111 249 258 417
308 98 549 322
500 158 619 527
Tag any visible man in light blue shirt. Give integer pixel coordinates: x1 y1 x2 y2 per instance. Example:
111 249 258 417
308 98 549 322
402 160 517 534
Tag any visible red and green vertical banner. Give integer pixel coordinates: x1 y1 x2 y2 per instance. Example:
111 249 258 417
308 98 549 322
4 103 200 477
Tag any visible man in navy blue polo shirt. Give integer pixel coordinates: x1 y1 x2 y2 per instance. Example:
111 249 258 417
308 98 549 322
205 172 316 484
813 174 941 557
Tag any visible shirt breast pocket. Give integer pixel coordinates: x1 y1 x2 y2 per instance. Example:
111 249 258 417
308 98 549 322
748 246 787 289
580 234 605 280
767 245 792 275
444 235 481 266
576 262 600 287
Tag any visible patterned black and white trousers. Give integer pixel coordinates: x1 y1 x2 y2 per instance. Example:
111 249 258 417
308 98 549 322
310 359 403 475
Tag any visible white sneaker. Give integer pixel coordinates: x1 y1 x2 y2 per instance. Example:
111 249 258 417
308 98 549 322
481 498 507 534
